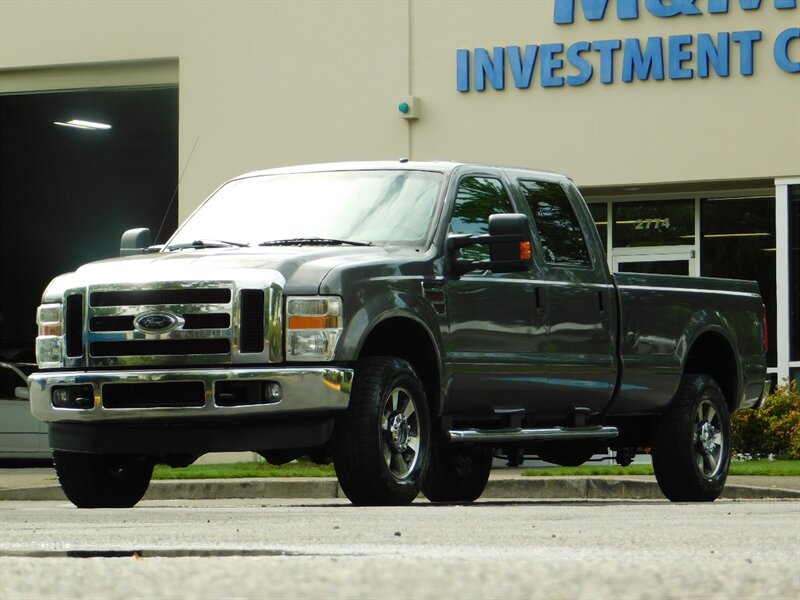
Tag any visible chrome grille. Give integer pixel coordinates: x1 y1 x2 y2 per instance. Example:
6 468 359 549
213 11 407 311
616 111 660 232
63 277 284 368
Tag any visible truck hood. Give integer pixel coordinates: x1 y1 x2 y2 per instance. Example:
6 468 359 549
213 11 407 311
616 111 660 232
41 245 409 301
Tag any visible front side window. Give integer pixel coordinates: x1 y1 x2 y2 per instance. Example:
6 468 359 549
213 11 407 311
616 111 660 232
449 176 514 262
519 180 591 266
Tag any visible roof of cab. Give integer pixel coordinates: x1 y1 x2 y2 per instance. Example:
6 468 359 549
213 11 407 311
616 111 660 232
234 160 567 182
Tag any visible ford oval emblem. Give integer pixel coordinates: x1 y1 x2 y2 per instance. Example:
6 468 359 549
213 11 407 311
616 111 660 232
134 312 179 333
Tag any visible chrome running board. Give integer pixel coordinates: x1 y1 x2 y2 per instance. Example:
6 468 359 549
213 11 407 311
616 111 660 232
447 425 619 443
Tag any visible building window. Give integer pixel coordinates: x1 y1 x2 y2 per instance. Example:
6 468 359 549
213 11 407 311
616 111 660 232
613 200 694 248
588 203 608 252
701 196 777 367
790 185 800 363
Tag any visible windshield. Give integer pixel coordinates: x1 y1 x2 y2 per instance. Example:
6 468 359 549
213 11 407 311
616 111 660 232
168 170 444 248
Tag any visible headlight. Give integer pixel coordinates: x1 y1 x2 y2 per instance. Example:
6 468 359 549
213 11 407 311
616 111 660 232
37 304 63 336
36 304 64 367
285 296 342 361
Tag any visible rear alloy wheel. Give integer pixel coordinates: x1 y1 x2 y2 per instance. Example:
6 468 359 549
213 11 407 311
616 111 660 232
652 374 731 502
423 431 492 503
333 357 430 505
53 451 154 508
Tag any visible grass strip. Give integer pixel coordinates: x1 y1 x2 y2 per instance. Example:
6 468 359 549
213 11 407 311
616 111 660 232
152 459 799 480
153 460 335 480
521 460 800 477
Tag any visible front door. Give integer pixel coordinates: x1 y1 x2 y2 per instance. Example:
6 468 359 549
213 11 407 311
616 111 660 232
443 173 549 420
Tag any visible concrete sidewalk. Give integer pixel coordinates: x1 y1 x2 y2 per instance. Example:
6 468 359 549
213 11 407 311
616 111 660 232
2 467 800 502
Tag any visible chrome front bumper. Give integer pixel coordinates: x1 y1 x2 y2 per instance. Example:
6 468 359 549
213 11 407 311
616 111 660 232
29 367 353 423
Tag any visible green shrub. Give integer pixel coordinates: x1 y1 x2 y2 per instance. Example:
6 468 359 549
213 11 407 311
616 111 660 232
731 380 800 459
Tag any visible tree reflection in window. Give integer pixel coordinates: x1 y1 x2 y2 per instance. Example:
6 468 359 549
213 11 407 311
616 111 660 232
519 180 591 266
449 176 513 262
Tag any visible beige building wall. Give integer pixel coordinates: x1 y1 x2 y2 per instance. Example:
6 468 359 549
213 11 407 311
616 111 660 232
413 1 800 187
1 0 798 217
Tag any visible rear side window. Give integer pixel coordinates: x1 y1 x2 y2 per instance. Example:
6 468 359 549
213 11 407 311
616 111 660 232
519 180 591 267
450 176 514 262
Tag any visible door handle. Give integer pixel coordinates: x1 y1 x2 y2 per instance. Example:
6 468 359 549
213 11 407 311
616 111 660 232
526 286 543 315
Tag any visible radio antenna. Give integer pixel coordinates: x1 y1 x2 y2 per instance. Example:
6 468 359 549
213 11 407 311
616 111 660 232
154 136 200 244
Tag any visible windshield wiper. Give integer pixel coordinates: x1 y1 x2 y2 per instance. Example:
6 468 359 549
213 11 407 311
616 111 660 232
258 237 372 247
167 239 249 251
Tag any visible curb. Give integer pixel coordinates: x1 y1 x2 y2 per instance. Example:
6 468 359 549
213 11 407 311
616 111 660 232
2 477 799 502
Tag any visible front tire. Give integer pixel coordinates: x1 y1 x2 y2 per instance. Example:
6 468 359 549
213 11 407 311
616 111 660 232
53 451 153 508
652 374 731 502
332 357 430 506
423 431 492 503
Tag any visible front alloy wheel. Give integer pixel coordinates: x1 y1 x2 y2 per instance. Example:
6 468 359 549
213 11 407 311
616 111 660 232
333 356 430 506
382 386 422 480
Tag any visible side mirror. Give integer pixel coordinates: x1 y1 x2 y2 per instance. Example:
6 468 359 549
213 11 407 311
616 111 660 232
446 213 533 276
120 228 152 256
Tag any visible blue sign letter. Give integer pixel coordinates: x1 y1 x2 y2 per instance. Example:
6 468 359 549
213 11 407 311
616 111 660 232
592 39 623 83
645 0 702 17
732 30 762 75
669 34 694 79
697 33 730 77
622 37 665 81
554 0 639 24
507 45 540 89
541 44 566 87
567 41 594 85
474 47 505 91
774 27 800 73
457 49 470 92
708 0 796 12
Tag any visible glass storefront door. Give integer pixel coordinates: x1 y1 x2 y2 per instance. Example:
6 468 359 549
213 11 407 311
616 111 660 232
613 251 697 276
609 199 697 276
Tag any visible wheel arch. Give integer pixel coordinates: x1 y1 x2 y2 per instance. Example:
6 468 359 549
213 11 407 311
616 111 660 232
683 329 739 411
356 314 442 418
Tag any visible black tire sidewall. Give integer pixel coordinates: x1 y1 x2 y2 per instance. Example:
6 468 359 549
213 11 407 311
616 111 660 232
653 374 731 502
333 357 430 505
53 451 153 508
423 430 492 502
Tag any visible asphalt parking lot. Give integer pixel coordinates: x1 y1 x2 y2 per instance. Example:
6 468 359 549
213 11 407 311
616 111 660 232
1 497 798 599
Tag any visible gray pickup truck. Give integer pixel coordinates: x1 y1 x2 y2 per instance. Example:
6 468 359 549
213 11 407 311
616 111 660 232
29 161 769 507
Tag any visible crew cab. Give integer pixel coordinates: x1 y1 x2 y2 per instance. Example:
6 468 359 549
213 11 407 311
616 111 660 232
28 161 770 507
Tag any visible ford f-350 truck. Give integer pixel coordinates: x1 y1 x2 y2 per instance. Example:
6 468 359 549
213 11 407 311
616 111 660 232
29 161 770 507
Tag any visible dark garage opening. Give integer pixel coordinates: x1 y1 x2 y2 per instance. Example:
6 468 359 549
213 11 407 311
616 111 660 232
0 86 178 363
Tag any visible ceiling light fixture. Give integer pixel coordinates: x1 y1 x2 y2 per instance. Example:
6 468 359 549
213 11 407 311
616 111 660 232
53 119 112 130
703 232 771 238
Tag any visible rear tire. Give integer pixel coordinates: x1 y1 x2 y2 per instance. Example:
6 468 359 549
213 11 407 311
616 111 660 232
652 374 731 502
423 432 492 503
332 357 430 506
53 451 153 508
